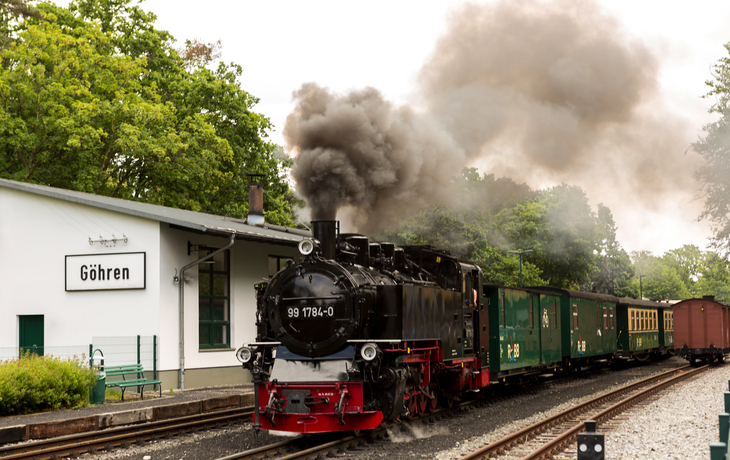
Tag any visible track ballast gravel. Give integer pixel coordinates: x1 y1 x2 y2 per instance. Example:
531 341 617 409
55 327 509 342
76 356 724 460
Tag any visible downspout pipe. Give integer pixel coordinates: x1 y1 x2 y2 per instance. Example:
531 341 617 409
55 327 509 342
177 232 236 390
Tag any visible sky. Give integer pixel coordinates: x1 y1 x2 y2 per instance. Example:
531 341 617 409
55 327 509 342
140 0 730 256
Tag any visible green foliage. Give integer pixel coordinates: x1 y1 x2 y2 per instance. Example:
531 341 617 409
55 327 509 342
661 244 704 294
0 0 42 50
104 387 122 401
0 0 299 226
627 247 730 302
694 251 730 303
640 263 691 301
381 170 601 288
382 166 730 298
693 42 730 255
591 204 634 296
496 184 599 288
380 167 730 298
0 352 97 415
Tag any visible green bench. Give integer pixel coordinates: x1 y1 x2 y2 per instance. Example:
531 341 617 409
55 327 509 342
104 364 162 401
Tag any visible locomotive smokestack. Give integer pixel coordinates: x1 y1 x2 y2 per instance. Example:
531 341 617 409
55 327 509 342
312 220 337 259
248 181 264 226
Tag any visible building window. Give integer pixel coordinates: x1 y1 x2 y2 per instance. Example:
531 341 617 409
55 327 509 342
199 250 230 349
269 255 292 277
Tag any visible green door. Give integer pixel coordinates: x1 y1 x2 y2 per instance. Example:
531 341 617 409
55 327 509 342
19 315 44 356
540 294 562 365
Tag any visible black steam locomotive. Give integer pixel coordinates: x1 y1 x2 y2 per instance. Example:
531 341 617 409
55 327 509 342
236 220 484 433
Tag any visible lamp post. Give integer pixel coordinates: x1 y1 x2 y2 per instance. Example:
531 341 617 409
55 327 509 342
509 249 533 287
639 274 646 300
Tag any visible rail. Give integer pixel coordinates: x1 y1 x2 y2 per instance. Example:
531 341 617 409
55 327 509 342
0 406 253 460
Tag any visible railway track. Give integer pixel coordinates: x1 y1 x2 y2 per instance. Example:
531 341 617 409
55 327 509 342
0 406 254 460
203 363 693 460
455 364 707 460
0 362 697 460
208 388 540 460
0 383 498 460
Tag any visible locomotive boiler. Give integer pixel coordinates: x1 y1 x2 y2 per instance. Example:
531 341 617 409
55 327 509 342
236 220 484 433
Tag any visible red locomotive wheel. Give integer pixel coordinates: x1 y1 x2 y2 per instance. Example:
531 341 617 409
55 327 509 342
407 396 418 419
417 393 427 415
427 395 438 413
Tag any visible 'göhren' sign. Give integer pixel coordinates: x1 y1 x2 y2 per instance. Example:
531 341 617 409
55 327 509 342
65 252 146 291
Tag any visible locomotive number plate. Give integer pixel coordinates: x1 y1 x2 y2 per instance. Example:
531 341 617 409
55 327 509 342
287 306 335 318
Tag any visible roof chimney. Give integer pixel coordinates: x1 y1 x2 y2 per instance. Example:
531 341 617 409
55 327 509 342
247 179 264 225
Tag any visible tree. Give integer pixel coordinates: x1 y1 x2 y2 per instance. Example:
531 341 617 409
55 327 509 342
592 204 634 296
497 184 598 288
177 38 222 70
629 250 692 301
641 264 691 301
377 170 545 287
661 244 704 294
0 0 298 226
694 251 730 302
693 42 730 255
0 0 42 50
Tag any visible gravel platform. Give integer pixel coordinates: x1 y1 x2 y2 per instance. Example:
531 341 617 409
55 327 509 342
70 355 715 460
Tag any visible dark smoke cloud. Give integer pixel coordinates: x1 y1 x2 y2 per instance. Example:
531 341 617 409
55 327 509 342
420 1 658 164
285 0 701 234
284 83 465 233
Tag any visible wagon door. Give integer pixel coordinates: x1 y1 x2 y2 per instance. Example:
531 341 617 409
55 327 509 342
539 294 561 365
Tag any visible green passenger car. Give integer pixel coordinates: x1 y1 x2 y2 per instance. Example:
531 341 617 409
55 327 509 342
531 288 617 365
483 285 562 381
616 298 661 357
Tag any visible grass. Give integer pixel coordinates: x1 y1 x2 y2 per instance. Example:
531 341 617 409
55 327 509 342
104 388 123 402
0 352 98 415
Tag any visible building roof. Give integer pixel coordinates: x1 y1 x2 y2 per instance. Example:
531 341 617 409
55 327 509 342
0 179 309 245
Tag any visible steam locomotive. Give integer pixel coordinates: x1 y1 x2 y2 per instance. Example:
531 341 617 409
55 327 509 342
236 220 674 434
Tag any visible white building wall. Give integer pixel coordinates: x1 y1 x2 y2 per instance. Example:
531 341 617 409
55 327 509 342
0 184 302 387
0 187 161 358
157 224 189 373
160 226 299 372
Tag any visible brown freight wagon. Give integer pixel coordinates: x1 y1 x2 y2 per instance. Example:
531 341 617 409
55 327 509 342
673 296 730 363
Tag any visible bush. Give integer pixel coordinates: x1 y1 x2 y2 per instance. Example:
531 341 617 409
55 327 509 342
0 352 98 415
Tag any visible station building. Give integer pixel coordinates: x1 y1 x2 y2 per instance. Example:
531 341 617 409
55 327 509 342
0 178 308 389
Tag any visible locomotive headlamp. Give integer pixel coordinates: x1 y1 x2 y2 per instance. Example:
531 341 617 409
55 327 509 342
236 346 253 364
298 238 315 256
360 342 380 361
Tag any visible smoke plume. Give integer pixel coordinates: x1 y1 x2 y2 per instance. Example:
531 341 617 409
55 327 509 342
285 0 701 236
284 83 465 233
